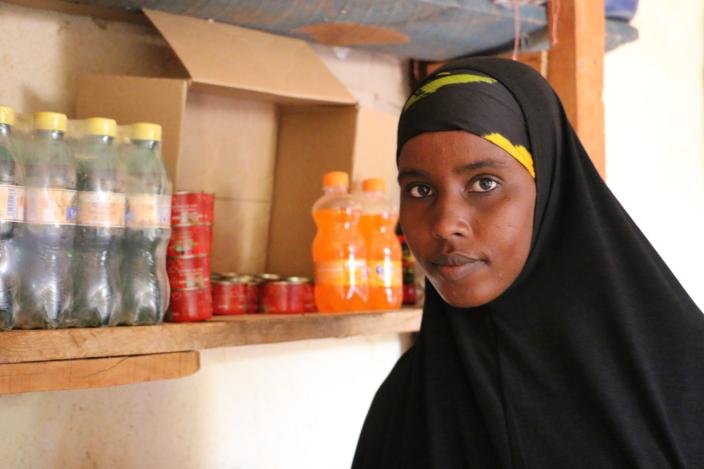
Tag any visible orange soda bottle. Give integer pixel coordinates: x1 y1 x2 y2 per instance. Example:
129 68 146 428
359 178 403 310
312 171 368 312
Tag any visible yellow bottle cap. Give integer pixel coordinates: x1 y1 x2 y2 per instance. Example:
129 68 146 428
131 122 162 142
84 117 117 137
34 112 68 132
0 106 15 126
323 171 349 189
362 178 386 192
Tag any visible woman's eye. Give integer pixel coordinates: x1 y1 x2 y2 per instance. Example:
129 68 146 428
470 177 499 193
407 184 434 198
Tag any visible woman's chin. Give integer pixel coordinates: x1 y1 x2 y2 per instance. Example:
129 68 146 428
430 278 496 309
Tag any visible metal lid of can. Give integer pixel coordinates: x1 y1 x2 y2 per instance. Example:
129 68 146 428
257 273 282 282
286 276 312 284
216 271 240 278
213 276 249 285
239 274 264 285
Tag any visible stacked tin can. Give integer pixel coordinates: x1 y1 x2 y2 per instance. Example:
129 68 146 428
211 273 259 315
212 273 316 314
167 191 215 322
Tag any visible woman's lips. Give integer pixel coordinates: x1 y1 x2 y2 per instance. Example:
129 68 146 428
429 253 486 281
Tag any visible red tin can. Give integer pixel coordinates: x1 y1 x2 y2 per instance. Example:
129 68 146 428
167 255 211 290
168 287 213 322
259 281 290 314
200 192 215 225
286 277 314 313
256 273 282 312
168 224 212 257
212 275 259 315
172 191 202 226
257 273 282 283
172 191 215 226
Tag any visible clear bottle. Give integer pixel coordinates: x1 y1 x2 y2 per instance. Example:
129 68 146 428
16 112 77 329
312 171 368 312
0 107 24 330
359 178 402 310
113 123 171 326
64 118 124 327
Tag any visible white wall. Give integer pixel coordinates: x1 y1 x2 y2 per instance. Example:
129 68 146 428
604 0 704 307
2 337 405 469
0 2 408 468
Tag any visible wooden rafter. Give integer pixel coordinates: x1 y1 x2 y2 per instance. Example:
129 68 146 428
547 0 606 177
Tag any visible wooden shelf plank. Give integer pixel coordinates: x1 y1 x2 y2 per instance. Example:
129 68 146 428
0 351 200 395
0 309 422 365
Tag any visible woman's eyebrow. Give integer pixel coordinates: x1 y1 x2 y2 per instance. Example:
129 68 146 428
397 168 430 182
455 159 507 174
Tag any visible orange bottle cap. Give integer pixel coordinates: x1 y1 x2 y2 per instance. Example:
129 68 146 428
362 178 386 192
323 171 349 189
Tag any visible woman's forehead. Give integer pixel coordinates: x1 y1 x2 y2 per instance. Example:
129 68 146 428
397 130 528 181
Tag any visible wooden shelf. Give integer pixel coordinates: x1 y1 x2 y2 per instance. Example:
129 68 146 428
0 352 200 395
0 309 421 393
0 309 421 365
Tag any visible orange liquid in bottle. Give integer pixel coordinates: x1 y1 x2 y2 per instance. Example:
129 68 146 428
360 213 403 310
312 172 368 312
359 178 402 310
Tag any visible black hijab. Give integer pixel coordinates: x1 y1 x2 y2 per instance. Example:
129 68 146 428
352 57 704 468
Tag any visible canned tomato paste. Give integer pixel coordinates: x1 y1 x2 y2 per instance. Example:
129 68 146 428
168 288 213 322
167 255 210 290
172 191 215 226
200 192 215 225
286 277 315 313
168 224 212 257
259 281 290 314
212 275 259 315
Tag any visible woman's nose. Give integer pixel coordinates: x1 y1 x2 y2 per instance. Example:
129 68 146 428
430 193 471 240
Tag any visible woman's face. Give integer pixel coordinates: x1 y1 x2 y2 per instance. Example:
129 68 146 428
398 130 536 308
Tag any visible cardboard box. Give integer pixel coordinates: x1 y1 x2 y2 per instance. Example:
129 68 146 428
76 9 398 277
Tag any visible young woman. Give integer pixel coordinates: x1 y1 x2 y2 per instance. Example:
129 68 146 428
352 57 704 468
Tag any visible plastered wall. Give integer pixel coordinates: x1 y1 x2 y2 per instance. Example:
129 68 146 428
604 0 704 308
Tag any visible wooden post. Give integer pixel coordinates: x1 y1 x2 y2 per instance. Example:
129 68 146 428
547 0 606 177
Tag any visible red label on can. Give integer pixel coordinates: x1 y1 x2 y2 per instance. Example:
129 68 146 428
172 192 215 226
167 255 211 290
200 193 214 225
402 284 417 305
287 283 308 313
212 281 258 315
167 224 212 257
260 282 290 314
168 288 213 322
302 283 316 312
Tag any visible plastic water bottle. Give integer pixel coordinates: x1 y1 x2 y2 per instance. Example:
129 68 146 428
0 106 24 330
64 118 124 327
359 178 402 310
312 171 368 312
113 123 171 325
17 112 77 329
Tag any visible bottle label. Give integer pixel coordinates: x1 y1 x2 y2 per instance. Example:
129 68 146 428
368 260 402 288
0 184 25 222
126 194 171 229
25 187 77 225
314 259 368 287
77 191 126 228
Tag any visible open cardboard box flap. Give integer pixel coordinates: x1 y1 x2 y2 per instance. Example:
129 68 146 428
77 10 399 276
144 9 355 106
